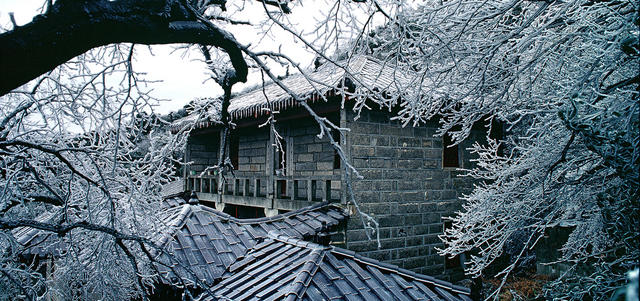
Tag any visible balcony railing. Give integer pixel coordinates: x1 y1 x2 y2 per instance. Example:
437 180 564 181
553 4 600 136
186 174 341 210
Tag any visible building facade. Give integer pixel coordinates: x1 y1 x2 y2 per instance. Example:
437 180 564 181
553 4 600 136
173 56 490 278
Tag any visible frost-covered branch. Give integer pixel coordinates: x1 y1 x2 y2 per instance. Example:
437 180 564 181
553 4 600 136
356 0 638 299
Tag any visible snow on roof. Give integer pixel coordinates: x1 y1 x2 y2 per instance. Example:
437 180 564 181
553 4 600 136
171 55 411 132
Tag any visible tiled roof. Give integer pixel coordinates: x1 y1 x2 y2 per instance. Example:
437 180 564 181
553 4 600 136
171 55 411 132
10 195 347 272
161 180 185 198
11 197 469 300
11 209 62 256
10 193 189 256
210 232 472 301
155 198 349 286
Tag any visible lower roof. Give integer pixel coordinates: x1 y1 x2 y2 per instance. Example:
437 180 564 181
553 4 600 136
11 194 470 300
155 198 348 286
210 232 471 301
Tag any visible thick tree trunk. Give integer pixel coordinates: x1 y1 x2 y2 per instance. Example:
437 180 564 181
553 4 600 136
0 0 247 96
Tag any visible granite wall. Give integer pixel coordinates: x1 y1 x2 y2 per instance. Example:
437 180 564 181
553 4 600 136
344 109 483 279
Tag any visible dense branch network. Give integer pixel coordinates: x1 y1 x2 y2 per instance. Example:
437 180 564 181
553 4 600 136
0 0 380 299
3 0 636 300
352 1 638 299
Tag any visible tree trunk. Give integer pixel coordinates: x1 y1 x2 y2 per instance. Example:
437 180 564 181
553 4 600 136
0 0 247 96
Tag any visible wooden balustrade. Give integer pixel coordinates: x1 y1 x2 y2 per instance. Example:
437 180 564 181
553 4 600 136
186 175 340 202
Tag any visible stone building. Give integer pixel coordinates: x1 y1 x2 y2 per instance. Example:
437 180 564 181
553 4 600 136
172 56 492 278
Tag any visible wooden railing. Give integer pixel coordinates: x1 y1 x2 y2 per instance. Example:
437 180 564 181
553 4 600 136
186 174 341 205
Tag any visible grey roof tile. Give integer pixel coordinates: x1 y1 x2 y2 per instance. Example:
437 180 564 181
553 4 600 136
435 287 458 301
15 196 383 300
415 281 442 300
345 259 371 280
301 284 324 301
319 262 341 281
208 233 471 301
149 198 347 286
161 180 185 198
310 272 342 300
345 292 365 301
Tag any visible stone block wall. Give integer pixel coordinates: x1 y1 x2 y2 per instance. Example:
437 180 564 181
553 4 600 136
187 127 270 195
186 132 220 174
286 115 341 178
188 115 341 178
187 127 270 176
235 127 269 175
344 109 483 279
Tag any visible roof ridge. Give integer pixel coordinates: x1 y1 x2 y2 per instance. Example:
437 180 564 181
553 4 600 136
331 246 471 295
267 231 331 251
155 205 193 253
283 248 326 301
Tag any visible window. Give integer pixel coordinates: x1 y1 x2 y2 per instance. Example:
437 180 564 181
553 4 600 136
229 132 239 170
223 204 265 219
274 137 288 197
328 113 342 170
442 132 460 168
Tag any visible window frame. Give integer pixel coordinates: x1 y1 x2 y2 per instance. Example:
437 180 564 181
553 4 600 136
442 132 461 168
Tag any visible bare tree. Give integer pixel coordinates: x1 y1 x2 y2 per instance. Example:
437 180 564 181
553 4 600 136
355 1 639 299
5 0 635 299
0 41 194 299
0 0 393 299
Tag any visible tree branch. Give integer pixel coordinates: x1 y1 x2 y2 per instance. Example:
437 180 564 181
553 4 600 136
1 195 64 214
0 0 247 96
1 217 220 298
0 139 102 189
